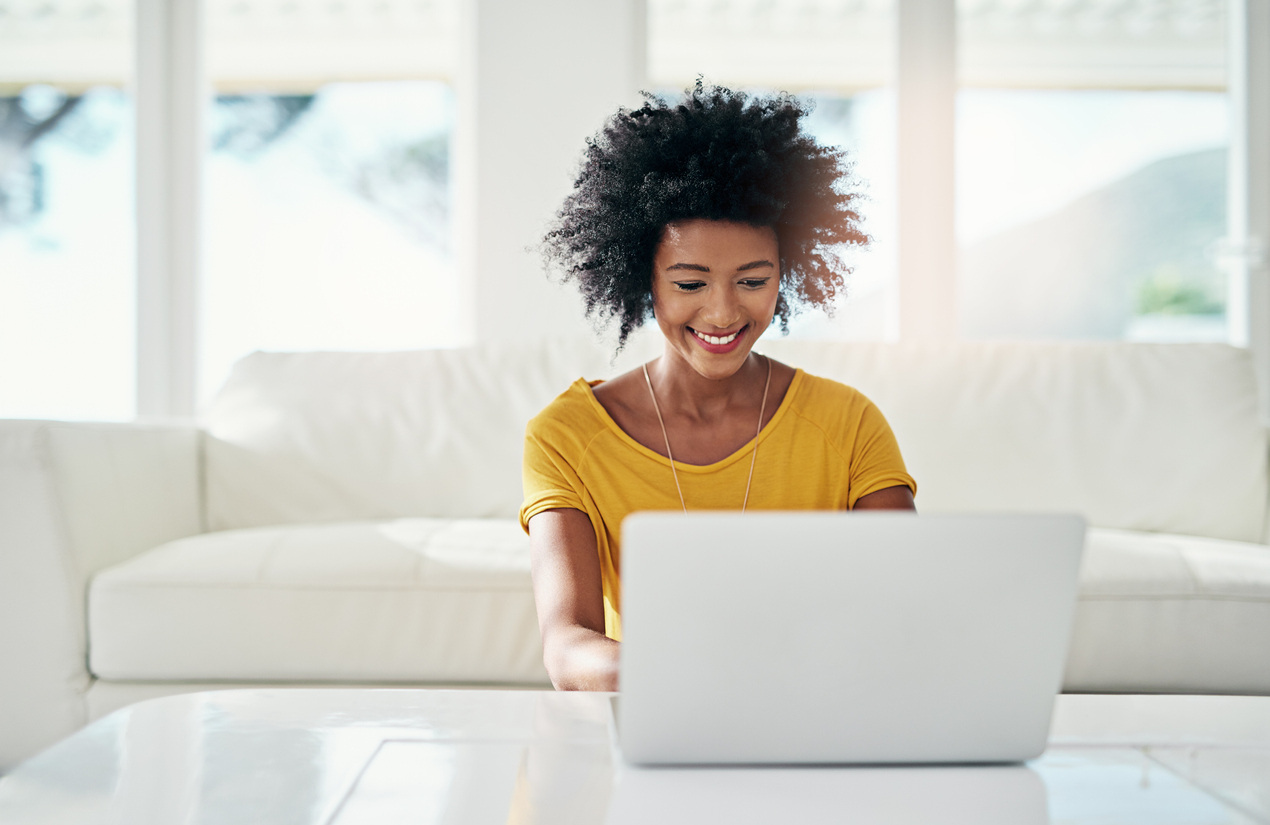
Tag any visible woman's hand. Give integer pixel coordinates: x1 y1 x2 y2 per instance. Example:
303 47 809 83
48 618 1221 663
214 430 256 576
853 484 917 511
527 508 620 691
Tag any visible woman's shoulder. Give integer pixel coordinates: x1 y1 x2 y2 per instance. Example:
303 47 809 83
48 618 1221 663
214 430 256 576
528 378 609 438
776 369 900 467
779 366 897 434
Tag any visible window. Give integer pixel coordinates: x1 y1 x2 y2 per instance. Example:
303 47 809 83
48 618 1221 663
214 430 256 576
0 3 136 420
956 0 1229 341
201 0 458 402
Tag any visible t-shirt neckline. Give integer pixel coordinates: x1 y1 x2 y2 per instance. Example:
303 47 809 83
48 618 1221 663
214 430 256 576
578 365 805 472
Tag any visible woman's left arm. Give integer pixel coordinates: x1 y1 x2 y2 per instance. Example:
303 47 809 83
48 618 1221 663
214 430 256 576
854 485 916 511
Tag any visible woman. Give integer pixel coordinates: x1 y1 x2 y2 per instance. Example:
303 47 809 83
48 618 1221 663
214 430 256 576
520 83 917 692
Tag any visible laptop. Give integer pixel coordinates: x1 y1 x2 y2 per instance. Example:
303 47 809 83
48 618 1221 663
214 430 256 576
614 511 1086 766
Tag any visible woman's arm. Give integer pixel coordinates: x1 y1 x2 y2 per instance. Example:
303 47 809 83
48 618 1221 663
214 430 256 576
854 484 917 511
527 508 620 691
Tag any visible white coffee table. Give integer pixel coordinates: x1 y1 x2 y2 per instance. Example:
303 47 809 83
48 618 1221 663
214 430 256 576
1 689 1267 824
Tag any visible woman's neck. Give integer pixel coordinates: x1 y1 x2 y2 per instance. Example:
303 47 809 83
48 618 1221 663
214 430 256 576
647 350 768 423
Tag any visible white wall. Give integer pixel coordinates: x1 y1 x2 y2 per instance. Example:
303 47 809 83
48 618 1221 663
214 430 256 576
455 0 647 345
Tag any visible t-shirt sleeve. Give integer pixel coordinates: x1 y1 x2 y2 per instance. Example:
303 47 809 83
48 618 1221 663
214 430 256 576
519 416 588 533
847 400 917 508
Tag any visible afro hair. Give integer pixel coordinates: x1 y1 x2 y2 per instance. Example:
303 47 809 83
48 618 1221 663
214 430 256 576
541 81 868 349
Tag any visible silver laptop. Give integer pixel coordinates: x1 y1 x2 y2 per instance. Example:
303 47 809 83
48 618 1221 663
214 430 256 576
615 511 1086 766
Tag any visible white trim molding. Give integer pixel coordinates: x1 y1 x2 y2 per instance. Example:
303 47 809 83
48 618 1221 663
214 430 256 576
1227 0 1270 421
135 0 204 418
897 0 957 340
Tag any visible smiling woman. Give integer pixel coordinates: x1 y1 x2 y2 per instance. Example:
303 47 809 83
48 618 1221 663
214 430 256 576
520 83 917 692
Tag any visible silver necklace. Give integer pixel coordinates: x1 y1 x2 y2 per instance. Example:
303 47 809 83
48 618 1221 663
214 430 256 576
641 355 772 512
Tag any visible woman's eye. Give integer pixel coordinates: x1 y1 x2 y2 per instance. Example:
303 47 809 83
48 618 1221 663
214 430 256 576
674 282 706 292
740 278 771 289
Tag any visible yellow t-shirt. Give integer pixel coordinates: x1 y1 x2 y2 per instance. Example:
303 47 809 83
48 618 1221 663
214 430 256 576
518 368 916 641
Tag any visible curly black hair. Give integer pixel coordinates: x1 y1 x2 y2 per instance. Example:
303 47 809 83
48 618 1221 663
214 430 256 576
541 81 868 349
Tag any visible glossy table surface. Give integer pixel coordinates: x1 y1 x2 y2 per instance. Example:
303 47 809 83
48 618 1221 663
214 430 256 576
1 689 1268 824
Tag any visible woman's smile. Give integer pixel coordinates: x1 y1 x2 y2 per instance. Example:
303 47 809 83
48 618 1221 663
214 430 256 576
690 323 748 352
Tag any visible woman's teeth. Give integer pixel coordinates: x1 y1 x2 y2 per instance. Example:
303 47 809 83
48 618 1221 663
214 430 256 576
694 328 741 345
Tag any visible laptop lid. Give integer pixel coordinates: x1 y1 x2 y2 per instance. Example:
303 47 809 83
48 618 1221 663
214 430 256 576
616 512 1086 766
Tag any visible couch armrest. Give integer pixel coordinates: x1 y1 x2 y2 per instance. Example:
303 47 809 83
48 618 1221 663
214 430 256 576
0 420 201 770
1265 427 1270 545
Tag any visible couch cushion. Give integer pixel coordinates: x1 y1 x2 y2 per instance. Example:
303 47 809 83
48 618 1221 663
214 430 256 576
1066 528 1270 693
89 521 1270 694
88 519 550 685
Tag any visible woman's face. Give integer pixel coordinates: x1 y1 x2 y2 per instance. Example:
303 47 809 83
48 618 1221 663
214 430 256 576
651 219 781 381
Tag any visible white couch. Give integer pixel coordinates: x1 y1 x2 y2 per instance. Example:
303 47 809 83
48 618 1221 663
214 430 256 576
2 336 1269 770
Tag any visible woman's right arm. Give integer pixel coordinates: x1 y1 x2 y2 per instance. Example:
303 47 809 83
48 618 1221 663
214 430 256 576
527 508 620 691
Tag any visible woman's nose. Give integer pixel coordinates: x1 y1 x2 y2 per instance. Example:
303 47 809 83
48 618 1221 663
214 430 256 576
701 287 740 328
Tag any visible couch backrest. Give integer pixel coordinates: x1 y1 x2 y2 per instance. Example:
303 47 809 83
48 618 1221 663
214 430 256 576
201 337 658 532
203 337 1268 543
759 339 1267 543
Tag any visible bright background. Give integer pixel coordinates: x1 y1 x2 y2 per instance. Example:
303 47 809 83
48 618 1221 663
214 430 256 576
0 0 1239 419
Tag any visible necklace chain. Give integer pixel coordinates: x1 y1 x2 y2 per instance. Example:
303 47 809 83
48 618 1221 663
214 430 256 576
642 355 772 513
